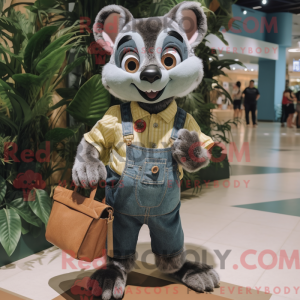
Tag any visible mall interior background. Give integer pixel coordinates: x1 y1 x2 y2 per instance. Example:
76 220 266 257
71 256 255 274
211 1 300 123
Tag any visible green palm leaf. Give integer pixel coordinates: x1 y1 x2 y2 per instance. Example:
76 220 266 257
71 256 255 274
67 74 111 126
9 198 43 227
39 32 75 62
28 189 52 225
31 92 53 119
24 26 58 72
0 208 21 256
36 44 72 75
45 127 78 142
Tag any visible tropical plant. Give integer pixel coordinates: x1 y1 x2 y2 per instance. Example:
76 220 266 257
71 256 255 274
0 173 51 256
0 3 91 255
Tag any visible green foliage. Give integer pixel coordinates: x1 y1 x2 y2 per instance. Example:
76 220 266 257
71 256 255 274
0 208 21 256
0 175 6 204
67 74 111 126
24 26 58 73
45 127 78 142
28 189 52 225
0 174 52 256
0 3 87 256
9 198 43 227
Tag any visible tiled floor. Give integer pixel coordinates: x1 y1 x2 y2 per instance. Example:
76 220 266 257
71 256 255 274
0 123 300 300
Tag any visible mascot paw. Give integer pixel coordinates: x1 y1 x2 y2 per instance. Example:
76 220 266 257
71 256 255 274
171 129 210 172
72 159 107 188
173 261 220 293
89 264 126 300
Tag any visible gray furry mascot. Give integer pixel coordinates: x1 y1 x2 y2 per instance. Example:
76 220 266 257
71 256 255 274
72 2 219 298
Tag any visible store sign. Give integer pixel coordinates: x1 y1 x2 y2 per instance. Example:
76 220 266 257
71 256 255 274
293 59 300 72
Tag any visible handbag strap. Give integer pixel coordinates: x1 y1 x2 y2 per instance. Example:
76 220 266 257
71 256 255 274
74 187 97 198
89 188 97 199
74 187 97 207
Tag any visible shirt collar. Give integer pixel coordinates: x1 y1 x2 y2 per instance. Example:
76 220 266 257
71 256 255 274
130 100 177 124
158 100 177 123
130 102 150 122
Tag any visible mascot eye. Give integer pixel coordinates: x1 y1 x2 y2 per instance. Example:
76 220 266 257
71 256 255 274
161 48 181 70
121 51 140 73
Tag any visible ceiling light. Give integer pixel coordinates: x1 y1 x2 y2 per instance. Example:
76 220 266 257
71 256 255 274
219 54 224 57
251 69 254 71
253 6 262 9
262 0 267 4
243 9 247 15
245 68 248 71
289 48 300 52
234 59 239 61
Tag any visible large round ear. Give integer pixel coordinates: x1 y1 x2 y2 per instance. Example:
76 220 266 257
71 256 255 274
93 5 133 55
164 1 207 48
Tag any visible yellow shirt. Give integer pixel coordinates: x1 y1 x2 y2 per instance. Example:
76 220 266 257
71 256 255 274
84 100 214 179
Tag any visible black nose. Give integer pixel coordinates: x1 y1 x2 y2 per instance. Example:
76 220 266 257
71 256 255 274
140 65 162 83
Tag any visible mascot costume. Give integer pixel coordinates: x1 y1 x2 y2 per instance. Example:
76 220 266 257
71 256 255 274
72 1 219 298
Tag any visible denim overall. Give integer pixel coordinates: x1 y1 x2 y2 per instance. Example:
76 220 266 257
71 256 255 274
105 102 186 259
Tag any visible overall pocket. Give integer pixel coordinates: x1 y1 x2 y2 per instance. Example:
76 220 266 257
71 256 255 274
107 164 138 214
136 158 168 208
105 166 123 208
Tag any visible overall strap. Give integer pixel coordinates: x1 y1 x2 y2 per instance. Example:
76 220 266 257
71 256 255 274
120 102 134 145
170 107 187 141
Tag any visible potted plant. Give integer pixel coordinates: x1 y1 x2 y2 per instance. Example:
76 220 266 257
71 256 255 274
0 3 87 265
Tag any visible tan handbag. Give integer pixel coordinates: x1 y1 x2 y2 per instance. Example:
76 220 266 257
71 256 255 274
45 186 114 261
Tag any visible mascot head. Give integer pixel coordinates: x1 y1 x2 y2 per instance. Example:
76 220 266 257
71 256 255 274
93 1 207 104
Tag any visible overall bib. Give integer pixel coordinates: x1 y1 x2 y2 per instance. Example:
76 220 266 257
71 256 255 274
105 102 186 259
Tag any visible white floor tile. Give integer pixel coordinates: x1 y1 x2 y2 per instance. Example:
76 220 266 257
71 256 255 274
279 231 300 252
180 200 247 220
293 220 300 232
180 212 234 240
182 182 300 206
209 221 292 252
235 210 300 230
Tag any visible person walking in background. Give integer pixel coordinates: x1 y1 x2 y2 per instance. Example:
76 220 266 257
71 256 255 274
281 90 290 127
284 89 297 128
296 90 300 129
216 89 230 110
242 80 260 127
232 81 242 119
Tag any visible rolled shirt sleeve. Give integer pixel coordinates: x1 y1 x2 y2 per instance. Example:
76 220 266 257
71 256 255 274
84 106 118 164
